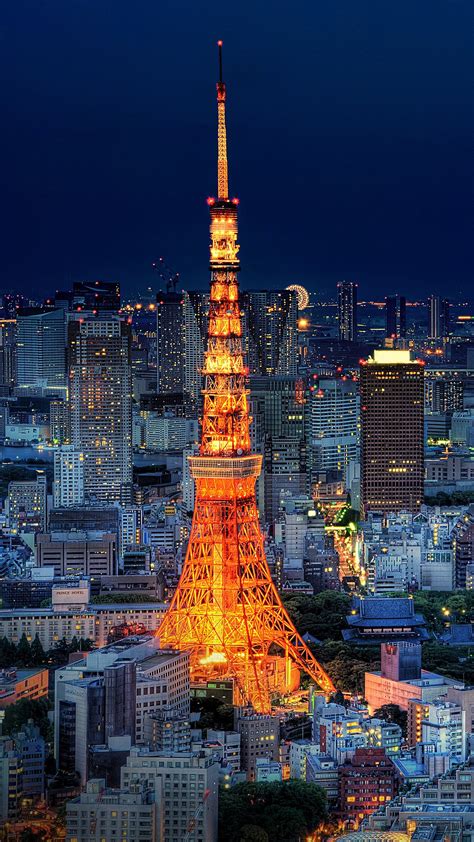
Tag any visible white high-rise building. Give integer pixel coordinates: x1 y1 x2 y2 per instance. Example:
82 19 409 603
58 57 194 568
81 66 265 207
53 446 84 508
309 377 359 481
120 506 143 555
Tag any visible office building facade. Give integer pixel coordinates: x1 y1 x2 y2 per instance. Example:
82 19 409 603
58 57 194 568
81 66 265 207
308 377 359 480
360 350 424 515
337 281 358 342
385 295 406 340
68 318 132 503
16 307 65 389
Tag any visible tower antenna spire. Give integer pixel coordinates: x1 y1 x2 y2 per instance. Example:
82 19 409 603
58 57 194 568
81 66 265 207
216 39 228 200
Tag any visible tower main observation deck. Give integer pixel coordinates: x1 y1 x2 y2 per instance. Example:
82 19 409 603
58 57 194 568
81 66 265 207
157 43 335 711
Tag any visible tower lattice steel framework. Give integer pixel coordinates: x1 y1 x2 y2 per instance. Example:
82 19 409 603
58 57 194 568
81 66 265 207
158 43 335 711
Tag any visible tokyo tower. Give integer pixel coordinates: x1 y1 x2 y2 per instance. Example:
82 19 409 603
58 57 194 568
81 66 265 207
158 42 335 711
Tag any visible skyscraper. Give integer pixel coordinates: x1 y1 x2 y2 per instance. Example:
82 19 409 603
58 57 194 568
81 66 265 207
360 350 424 515
156 291 185 394
183 290 209 407
429 295 450 338
385 294 406 340
68 317 132 503
242 290 298 375
337 281 358 342
0 320 16 387
308 377 359 481
16 307 66 389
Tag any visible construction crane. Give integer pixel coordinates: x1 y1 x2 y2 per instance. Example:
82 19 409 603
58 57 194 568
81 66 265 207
152 256 180 294
184 788 211 841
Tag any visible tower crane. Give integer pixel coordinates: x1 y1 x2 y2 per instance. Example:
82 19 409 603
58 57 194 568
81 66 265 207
152 256 180 293
184 788 211 841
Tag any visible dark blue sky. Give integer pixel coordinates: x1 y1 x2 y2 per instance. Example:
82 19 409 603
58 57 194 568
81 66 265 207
1 0 472 300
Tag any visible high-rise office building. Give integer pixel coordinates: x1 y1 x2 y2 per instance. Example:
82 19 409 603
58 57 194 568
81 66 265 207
16 307 66 389
360 350 424 515
337 281 358 342
385 294 406 340
68 318 132 503
308 377 359 480
242 289 298 376
429 295 450 338
156 291 185 394
250 376 307 523
183 291 209 406
0 320 16 387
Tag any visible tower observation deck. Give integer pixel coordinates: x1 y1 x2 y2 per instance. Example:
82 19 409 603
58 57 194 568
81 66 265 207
157 43 335 711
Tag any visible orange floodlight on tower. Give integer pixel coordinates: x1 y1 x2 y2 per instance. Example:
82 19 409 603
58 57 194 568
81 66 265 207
157 42 335 711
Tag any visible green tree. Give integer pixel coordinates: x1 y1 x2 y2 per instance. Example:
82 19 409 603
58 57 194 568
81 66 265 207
0 636 17 668
91 593 162 604
48 637 71 665
30 635 46 666
16 633 32 667
373 704 407 737
2 697 52 741
238 827 269 842
282 592 352 641
219 780 327 842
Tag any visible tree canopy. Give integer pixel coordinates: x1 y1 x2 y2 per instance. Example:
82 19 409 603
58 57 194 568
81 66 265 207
218 780 327 842
282 591 352 641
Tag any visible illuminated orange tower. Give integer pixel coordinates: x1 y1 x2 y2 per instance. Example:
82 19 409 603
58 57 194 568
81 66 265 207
158 43 335 711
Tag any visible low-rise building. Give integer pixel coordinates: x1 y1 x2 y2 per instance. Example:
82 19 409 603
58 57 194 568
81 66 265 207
0 600 167 650
235 708 280 781
66 777 162 842
255 756 282 782
36 531 118 577
289 739 320 779
338 748 399 823
205 730 241 774
305 754 338 806
7 474 47 533
121 747 219 842
343 597 429 645
0 667 49 710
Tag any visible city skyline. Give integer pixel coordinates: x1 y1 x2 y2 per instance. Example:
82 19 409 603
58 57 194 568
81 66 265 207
1 0 472 298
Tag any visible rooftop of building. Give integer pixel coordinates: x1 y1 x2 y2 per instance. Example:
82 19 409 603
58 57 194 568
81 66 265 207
391 756 430 780
438 623 474 645
0 667 47 687
367 668 460 688
0 602 167 617
344 597 430 642
37 530 116 542
61 637 186 674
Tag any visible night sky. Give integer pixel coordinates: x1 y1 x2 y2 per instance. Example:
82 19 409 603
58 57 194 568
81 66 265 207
1 0 472 300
